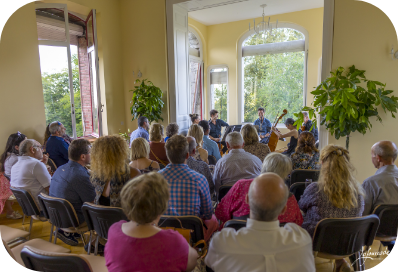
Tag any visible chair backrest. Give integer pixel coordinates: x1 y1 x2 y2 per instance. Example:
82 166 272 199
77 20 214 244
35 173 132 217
82 202 128 239
313 215 380 256
372 204 398 237
289 182 315 202
290 169 320 186
2 239 15 260
10 187 41 217
208 155 217 166
224 219 247 231
21 246 93 272
218 185 233 202
47 158 58 172
38 193 80 229
159 215 204 244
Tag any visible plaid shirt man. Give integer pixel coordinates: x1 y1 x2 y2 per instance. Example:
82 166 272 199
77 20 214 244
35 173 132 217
159 163 213 220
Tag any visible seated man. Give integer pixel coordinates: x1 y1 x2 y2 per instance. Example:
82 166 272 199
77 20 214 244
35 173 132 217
206 173 315 272
46 121 69 167
253 107 272 144
50 139 95 246
129 116 149 146
11 139 51 210
159 135 217 241
299 111 319 142
198 120 221 162
186 136 214 195
213 132 262 195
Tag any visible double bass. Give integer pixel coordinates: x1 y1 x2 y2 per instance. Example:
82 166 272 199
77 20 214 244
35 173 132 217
267 109 288 152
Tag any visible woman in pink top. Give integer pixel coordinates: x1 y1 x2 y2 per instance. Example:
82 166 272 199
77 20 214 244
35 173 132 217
216 153 303 228
105 172 198 272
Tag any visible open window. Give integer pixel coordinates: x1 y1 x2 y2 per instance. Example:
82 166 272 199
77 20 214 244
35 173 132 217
35 3 103 138
188 30 203 120
208 65 228 122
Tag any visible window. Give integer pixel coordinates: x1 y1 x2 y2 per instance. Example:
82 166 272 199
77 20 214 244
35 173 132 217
209 66 228 122
238 24 308 124
188 30 203 119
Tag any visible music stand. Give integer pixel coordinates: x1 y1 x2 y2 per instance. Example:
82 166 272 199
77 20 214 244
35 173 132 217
221 125 242 142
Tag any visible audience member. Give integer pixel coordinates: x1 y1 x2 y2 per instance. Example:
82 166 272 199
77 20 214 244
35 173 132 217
164 122 179 142
91 135 141 207
0 174 20 219
159 135 217 241
49 139 95 246
271 118 298 156
129 116 149 146
216 153 303 227
299 144 364 272
129 137 160 173
198 120 221 162
213 132 262 195
11 139 51 209
299 111 319 142
189 113 200 125
187 124 209 164
1 132 26 178
241 124 270 162
208 109 229 153
148 123 169 166
206 173 315 272
186 136 214 195
105 173 198 272
290 132 320 170
44 123 73 148
45 121 69 167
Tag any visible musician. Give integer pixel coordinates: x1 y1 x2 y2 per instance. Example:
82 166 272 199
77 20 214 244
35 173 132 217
271 118 298 156
253 107 272 144
209 109 229 153
299 111 319 142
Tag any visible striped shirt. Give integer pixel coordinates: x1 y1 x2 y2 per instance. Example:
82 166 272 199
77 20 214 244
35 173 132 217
159 164 213 220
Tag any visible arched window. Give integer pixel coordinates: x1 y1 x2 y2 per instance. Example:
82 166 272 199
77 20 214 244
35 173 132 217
238 23 308 124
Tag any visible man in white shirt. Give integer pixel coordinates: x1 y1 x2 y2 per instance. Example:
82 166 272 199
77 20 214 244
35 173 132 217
11 139 51 209
206 173 315 272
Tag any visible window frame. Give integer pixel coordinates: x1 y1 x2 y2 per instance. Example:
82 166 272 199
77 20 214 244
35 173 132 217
237 22 309 124
207 64 229 123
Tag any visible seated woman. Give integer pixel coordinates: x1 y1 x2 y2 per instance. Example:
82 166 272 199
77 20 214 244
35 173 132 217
105 172 198 272
91 135 141 207
216 153 303 227
290 131 320 170
189 113 200 125
241 124 270 162
299 144 364 271
148 123 170 166
187 124 209 164
270 118 298 156
164 123 179 142
129 137 160 174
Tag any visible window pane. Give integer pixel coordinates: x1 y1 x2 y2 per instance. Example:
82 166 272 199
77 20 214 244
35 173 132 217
243 28 304 46
189 61 202 118
210 68 228 122
89 51 99 136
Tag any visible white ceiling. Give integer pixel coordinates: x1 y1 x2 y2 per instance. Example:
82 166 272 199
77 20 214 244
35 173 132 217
177 0 324 26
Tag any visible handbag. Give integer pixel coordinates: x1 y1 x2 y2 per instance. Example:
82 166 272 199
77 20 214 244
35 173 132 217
150 149 169 167
158 217 193 244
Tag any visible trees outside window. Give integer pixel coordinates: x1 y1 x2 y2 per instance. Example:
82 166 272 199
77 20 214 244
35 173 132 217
243 28 305 123
209 67 228 122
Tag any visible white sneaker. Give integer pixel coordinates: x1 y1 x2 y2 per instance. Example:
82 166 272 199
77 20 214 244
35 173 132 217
6 211 23 219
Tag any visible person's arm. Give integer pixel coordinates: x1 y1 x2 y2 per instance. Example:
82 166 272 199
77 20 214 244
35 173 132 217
298 183 317 213
213 162 222 196
362 180 374 216
220 119 229 127
271 127 296 139
186 245 199 272
213 143 222 161
33 161 51 189
209 135 219 142
73 173 96 204
198 176 213 220
203 164 214 195
60 140 69 161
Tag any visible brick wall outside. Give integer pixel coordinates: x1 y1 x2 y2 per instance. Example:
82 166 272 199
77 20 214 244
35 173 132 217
78 36 93 136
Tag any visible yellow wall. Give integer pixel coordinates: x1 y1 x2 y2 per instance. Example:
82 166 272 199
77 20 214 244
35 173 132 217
0 3 46 146
330 0 398 182
204 8 324 124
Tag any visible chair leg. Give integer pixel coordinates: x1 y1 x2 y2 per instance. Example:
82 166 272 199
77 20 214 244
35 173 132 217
87 231 93 255
81 232 87 246
377 241 383 258
94 236 99 256
28 217 33 240
353 251 365 271
54 227 59 244
49 224 54 242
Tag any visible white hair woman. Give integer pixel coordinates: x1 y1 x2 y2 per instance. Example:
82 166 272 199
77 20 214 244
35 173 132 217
215 152 303 227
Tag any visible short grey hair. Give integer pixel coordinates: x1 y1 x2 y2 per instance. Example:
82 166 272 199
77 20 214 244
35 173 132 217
49 122 62 134
261 153 292 179
19 139 37 156
374 141 398 161
302 111 309 117
248 176 289 221
226 132 243 147
187 136 197 154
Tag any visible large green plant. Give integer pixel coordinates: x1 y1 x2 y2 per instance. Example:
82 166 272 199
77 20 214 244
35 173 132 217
130 79 164 123
294 65 398 149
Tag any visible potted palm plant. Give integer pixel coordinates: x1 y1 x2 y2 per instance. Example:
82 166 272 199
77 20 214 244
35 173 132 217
294 65 398 149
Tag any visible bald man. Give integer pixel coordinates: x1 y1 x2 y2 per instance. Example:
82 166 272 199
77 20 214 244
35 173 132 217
206 173 315 272
362 141 398 216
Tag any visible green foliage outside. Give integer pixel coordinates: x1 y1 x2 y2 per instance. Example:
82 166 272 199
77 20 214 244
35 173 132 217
243 28 305 123
41 54 83 137
213 84 228 121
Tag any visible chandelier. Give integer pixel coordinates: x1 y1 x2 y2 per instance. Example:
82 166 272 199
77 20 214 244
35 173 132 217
249 4 278 36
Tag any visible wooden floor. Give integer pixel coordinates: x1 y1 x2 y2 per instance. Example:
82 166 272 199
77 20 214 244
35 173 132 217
1 203 389 271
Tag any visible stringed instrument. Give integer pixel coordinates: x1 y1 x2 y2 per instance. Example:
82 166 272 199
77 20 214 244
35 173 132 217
267 109 288 152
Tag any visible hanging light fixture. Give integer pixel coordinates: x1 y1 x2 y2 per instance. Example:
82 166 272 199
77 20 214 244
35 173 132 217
249 4 278 36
